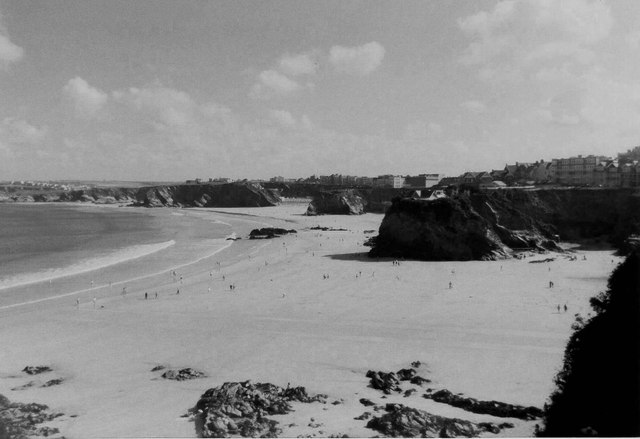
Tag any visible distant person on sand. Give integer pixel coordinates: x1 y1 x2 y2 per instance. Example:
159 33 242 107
564 304 568 312
176 289 180 295
93 297 96 309
155 292 158 299
549 281 554 288
145 292 148 300
449 282 452 289
76 298 80 308
557 304 561 313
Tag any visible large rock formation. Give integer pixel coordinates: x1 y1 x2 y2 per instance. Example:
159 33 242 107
135 182 279 208
365 403 511 437
370 189 640 260
369 196 517 260
306 189 366 215
0 393 63 438
192 381 326 438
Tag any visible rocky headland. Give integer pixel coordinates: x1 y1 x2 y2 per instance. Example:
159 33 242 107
370 188 640 260
306 189 367 215
0 182 279 208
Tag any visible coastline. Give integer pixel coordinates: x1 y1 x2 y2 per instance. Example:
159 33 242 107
0 204 622 437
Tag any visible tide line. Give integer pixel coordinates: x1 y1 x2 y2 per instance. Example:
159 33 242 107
0 236 237 311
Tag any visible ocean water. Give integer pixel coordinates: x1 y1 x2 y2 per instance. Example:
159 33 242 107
0 204 229 292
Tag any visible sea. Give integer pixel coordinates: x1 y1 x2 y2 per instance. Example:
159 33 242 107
0 204 232 297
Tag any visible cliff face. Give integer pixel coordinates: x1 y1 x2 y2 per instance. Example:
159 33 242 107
134 182 279 208
0 182 279 208
370 189 640 260
369 197 513 260
306 189 366 215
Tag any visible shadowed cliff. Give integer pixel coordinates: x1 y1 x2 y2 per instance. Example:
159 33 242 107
537 250 640 437
369 189 640 260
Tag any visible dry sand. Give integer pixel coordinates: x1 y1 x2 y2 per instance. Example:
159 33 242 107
0 203 621 437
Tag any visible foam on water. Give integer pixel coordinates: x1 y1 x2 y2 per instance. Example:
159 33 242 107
0 240 176 291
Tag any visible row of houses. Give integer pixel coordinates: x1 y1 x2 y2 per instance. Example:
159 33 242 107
271 173 442 189
440 146 640 189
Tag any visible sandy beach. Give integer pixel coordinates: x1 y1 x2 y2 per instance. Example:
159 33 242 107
0 203 621 437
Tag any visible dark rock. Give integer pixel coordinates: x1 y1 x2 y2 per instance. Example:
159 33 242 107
41 378 64 388
150 365 166 372
365 370 401 394
11 381 37 391
309 226 349 232
396 368 417 381
306 190 366 215
359 398 376 407
161 368 206 381
0 393 63 439
193 381 326 438
354 412 372 421
423 388 543 420
410 361 422 368
249 228 297 239
409 375 431 386
365 403 508 437
22 366 52 375
404 389 417 397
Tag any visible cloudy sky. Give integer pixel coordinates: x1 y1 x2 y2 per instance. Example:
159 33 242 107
1 0 640 181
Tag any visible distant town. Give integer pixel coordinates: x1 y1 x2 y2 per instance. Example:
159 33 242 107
3 145 640 193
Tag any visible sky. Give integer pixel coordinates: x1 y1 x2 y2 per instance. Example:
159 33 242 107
1 0 640 181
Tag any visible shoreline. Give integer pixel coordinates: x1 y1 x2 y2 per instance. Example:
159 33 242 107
0 204 622 438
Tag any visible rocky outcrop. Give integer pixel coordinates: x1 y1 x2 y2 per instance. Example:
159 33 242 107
365 403 511 437
249 228 297 239
161 368 206 381
370 196 515 261
0 394 63 438
135 182 279 208
306 189 366 215
366 368 431 395
193 381 326 438
423 389 543 420
22 366 52 375
370 189 640 260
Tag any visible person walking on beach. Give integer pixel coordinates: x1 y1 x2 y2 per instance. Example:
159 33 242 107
564 304 568 312
549 281 554 288
557 304 561 313
145 292 148 300
93 297 97 309
76 298 80 308
176 289 180 295
155 292 158 299
449 282 452 289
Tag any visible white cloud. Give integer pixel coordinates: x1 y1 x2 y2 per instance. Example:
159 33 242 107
0 33 23 67
329 41 385 76
458 0 613 80
0 117 47 145
279 52 318 76
461 100 487 113
63 77 108 117
250 69 301 99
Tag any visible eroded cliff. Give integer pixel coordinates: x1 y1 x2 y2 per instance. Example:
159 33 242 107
369 189 640 260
